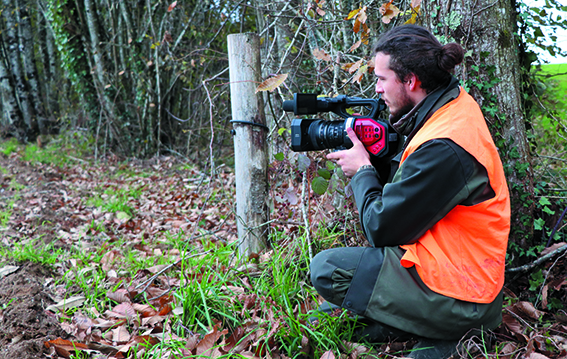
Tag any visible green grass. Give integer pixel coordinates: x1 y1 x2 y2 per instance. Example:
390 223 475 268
86 185 142 216
539 63 567 90
535 63 567 123
0 138 20 156
533 63 567 181
0 238 64 265
0 132 381 358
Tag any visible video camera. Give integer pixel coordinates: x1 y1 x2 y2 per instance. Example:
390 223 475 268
283 93 400 159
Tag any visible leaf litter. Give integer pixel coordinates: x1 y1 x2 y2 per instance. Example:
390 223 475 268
0 147 566 358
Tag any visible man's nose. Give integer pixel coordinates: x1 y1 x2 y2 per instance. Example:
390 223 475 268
375 82 383 93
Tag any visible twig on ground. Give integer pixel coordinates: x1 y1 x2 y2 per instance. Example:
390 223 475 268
506 243 567 273
135 249 212 295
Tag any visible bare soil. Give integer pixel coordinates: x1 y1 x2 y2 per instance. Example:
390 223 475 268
0 262 67 359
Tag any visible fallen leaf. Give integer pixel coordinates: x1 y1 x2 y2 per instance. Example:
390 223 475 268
540 242 566 256
196 326 228 356
45 296 86 312
502 312 524 336
107 302 137 319
510 301 545 320
44 338 89 357
112 325 131 343
107 288 132 303
0 265 19 278
526 353 551 359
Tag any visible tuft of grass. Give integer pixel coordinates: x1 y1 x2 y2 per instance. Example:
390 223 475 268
86 186 142 216
0 238 64 265
0 138 20 156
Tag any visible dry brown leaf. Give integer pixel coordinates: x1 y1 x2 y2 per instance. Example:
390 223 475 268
313 49 332 62
0 265 19 279
118 335 160 353
499 342 517 357
502 312 524 335
526 353 551 359
112 325 131 343
45 295 86 312
348 59 364 74
167 1 177 12
510 301 545 320
196 326 228 356
132 303 158 317
107 302 137 319
107 288 132 303
379 0 400 24
540 242 566 256
320 350 335 359
348 40 362 53
44 338 89 357
255 74 288 93
357 7 367 24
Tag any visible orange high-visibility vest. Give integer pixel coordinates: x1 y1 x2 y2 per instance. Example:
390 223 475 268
399 88 510 303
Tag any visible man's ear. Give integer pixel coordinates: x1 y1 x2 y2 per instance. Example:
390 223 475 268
406 73 422 91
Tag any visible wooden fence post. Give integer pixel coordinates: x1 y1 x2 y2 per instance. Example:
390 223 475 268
227 33 269 256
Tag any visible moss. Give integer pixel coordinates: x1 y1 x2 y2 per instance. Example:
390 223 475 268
498 29 512 48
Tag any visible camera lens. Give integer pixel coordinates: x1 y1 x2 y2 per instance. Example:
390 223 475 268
308 120 346 150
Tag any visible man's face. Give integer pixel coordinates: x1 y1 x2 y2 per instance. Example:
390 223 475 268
374 52 415 123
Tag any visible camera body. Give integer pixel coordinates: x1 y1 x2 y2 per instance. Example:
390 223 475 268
283 93 400 159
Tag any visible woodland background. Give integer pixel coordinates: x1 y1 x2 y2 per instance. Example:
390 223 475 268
1 0 567 358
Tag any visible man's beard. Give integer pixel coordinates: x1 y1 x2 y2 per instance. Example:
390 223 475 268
388 89 419 136
389 91 416 124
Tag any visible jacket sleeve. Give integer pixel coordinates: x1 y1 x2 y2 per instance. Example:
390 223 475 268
350 138 494 247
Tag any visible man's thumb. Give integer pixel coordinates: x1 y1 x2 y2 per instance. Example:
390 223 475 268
346 127 360 143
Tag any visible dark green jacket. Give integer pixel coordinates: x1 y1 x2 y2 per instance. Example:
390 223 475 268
353 79 495 248
342 79 503 339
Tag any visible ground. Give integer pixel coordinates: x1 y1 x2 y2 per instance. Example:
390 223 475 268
0 262 66 359
1 145 567 359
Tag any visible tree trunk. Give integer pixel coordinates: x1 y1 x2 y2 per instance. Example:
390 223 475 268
84 0 116 121
1 0 38 137
16 0 47 134
37 0 59 118
424 0 534 250
0 38 26 139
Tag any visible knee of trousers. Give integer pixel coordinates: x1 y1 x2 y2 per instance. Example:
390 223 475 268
309 251 334 292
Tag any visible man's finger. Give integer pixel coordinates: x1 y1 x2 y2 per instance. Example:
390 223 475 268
326 151 342 160
346 127 362 145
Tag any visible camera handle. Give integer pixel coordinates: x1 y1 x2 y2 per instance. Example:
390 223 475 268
329 95 384 120
282 93 386 120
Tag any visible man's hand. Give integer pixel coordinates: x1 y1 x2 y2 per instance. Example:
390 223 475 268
327 127 372 177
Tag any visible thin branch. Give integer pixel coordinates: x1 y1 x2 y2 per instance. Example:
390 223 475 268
506 243 567 273
203 79 216 176
536 72 567 79
134 249 213 294
301 170 313 262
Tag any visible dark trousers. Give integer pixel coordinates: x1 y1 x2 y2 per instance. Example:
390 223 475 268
309 246 503 341
310 247 412 341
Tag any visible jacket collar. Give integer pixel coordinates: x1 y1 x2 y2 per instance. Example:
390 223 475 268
391 76 461 138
